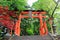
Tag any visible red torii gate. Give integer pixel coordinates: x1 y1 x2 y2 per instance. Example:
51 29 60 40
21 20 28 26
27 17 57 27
0 6 48 36
18 10 48 36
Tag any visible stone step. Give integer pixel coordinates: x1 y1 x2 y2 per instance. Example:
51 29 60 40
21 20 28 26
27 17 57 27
3 34 55 40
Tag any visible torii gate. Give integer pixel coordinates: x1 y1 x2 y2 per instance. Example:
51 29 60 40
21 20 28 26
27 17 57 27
16 10 48 36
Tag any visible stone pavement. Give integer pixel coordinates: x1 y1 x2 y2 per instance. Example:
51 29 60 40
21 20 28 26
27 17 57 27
3 34 55 40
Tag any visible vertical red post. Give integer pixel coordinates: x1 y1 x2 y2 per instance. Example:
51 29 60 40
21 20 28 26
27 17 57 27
39 14 44 36
43 21 48 35
14 14 21 36
39 13 48 36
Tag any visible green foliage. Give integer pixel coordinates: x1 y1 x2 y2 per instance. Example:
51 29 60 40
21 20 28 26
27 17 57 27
0 0 27 10
32 0 56 17
21 18 39 35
